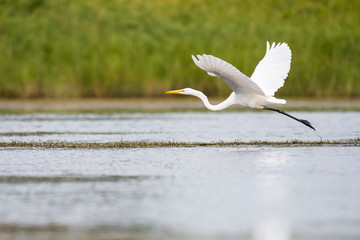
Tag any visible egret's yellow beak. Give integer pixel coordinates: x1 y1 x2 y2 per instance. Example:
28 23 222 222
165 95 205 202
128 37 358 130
165 89 184 94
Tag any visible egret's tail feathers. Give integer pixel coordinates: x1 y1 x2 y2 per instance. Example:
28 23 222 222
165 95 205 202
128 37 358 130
267 97 286 105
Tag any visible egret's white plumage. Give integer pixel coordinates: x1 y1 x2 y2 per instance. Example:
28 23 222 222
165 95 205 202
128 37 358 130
166 41 315 130
191 54 264 96
251 42 292 96
189 41 290 108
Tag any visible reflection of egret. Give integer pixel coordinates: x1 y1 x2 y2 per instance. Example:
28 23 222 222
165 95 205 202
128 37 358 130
166 42 315 130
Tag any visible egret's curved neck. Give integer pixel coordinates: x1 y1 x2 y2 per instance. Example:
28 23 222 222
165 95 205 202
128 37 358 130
190 90 235 111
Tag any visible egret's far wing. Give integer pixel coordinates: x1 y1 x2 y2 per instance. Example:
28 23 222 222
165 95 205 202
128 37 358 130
192 54 264 95
250 42 292 96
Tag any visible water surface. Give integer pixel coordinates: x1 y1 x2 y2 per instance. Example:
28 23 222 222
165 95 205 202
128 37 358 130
0 112 359 240
0 112 359 143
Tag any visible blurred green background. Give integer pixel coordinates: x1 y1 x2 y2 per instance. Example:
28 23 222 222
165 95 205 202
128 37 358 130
0 0 359 98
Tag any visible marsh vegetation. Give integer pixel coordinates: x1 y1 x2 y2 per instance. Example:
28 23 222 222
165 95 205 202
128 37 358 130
0 0 359 98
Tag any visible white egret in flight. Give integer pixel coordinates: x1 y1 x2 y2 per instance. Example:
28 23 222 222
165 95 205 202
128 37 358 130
166 41 315 130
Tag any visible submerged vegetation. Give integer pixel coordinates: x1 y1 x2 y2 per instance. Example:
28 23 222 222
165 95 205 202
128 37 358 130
0 0 359 98
1 139 359 148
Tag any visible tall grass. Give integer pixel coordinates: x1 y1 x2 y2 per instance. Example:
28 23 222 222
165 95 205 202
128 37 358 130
0 0 359 98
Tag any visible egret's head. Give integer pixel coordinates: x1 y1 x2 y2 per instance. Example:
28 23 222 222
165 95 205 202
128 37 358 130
165 88 195 95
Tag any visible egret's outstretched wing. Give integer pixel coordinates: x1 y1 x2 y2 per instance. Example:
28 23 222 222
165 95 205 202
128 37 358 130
192 54 264 95
250 42 292 96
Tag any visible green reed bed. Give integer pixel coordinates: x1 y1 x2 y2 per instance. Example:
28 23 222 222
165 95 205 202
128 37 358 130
0 0 359 98
1 138 359 149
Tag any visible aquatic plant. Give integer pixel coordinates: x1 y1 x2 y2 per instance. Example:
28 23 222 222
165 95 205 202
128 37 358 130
0 138 359 149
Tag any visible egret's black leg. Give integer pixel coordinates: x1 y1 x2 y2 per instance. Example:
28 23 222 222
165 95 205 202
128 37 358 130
263 107 316 131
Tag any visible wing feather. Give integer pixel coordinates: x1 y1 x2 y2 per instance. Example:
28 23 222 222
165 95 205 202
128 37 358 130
250 41 292 96
192 54 264 95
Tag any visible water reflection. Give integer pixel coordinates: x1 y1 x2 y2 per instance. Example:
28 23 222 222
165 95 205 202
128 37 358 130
252 218 290 240
255 150 291 206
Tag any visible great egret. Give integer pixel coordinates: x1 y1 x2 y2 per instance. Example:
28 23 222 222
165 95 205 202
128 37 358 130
166 41 315 130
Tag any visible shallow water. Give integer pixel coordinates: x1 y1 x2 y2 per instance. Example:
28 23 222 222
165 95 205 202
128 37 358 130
0 112 360 240
0 112 359 142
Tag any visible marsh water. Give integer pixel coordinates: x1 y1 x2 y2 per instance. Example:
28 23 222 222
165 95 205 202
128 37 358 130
1 111 360 239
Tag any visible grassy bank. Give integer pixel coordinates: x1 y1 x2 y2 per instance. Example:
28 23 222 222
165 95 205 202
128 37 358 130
0 0 359 98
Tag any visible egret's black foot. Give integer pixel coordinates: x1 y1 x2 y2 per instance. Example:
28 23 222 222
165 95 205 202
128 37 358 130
263 107 316 131
299 119 316 131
